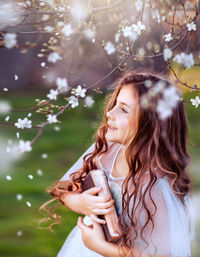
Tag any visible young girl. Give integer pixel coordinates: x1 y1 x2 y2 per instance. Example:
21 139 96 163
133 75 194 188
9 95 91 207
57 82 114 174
48 71 194 257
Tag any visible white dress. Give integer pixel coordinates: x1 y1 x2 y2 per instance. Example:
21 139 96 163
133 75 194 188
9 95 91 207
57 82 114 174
57 142 195 257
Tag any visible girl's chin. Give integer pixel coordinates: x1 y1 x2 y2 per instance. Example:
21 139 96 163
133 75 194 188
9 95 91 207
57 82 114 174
105 134 120 143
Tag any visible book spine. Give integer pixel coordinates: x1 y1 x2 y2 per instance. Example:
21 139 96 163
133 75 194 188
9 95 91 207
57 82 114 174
91 170 122 242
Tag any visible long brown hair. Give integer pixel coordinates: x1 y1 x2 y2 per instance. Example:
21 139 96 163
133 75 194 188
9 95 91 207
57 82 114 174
42 70 191 256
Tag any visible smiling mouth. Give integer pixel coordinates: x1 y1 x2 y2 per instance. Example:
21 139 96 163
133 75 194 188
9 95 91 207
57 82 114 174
108 125 117 130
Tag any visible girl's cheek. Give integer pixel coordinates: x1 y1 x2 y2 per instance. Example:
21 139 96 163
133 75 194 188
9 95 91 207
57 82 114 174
120 119 129 128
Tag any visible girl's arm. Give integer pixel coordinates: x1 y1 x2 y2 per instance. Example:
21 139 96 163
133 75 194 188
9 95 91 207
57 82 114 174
77 216 168 257
60 186 115 224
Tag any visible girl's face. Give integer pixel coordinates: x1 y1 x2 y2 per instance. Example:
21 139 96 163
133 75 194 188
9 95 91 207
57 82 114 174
105 84 140 145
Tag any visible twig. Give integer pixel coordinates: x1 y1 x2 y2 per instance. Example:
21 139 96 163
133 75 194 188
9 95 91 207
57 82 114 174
168 65 200 92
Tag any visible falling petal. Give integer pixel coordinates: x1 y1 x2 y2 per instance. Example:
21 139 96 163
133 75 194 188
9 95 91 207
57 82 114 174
16 194 23 200
16 230 23 236
6 175 12 181
37 169 43 176
5 116 10 121
26 201 31 207
28 174 33 180
41 153 48 159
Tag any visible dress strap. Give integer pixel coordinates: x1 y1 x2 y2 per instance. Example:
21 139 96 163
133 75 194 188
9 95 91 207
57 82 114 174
109 144 125 180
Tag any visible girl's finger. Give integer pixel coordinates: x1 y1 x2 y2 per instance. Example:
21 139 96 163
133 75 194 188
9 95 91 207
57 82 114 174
93 207 114 215
86 187 102 195
77 216 86 231
90 214 106 224
95 199 114 209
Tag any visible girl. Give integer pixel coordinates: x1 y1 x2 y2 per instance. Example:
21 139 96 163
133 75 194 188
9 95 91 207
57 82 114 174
48 71 194 257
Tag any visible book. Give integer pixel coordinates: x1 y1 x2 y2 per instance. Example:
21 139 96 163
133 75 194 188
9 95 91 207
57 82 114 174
81 169 122 243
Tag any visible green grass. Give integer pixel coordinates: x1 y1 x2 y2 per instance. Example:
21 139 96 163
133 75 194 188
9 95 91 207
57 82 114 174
0 91 200 257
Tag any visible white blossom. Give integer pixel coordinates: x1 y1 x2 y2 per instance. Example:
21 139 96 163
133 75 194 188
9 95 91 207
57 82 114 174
122 26 133 37
44 26 54 32
173 52 186 64
156 86 180 120
42 14 49 21
132 21 146 35
47 52 62 63
57 21 64 27
56 77 69 93
190 96 200 108
104 41 116 55
163 48 172 61
18 140 32 152
47 89 58 100
173 53 194 69
68 95 79 108
135 0 143 12
39 1 45 7
3 88 8 92
0 100 11 114
163 86 180 108
186 21 196 31
71 85 86 97
71 1 88 21
14 117 32 129
61 24 73 37
14 74 19 80
154 81 165 94
184 53 195 69
16 132 20 139
163 33 172 42
152 9 161 23
4 33 17 48
156 100 172 120
47 114 58 124
84 96 95 107
84 28 96 40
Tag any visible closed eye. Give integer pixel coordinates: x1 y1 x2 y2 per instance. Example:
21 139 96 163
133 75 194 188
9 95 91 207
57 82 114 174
121 107 128 113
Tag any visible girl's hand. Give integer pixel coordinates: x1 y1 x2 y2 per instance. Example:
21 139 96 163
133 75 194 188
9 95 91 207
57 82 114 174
80 187 115 224
77 215 106 253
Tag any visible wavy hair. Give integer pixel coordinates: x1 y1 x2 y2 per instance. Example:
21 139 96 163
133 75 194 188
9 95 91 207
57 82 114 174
42 70 191 257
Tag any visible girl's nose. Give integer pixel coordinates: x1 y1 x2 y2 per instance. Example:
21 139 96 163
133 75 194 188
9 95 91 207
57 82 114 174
106 108 115 120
